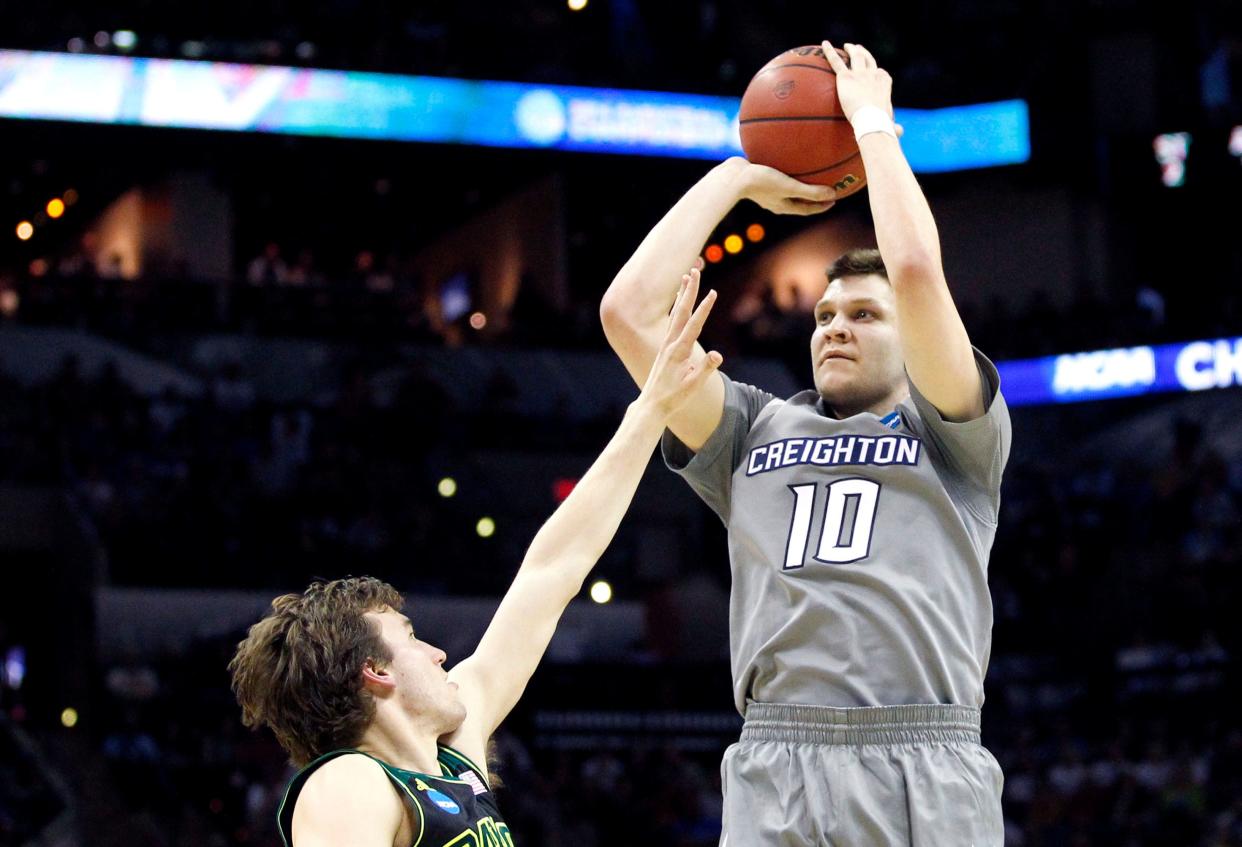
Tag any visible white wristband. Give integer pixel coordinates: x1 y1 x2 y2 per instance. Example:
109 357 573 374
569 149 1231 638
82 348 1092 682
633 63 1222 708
851 105 898 142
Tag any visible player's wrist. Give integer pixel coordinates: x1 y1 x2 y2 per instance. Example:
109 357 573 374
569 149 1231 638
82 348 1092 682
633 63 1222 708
850 105 898 142
713 156 754 201
627 396 672 429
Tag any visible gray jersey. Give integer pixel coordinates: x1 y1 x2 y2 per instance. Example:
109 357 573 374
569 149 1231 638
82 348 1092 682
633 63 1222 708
663 350 1011 715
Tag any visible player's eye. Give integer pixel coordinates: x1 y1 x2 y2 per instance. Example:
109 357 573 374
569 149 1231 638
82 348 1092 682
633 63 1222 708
817 312 833 324
855 310 872 319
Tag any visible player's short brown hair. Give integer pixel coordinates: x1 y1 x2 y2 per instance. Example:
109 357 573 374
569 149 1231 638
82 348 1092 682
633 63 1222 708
825 247 888 284
229 576 404 766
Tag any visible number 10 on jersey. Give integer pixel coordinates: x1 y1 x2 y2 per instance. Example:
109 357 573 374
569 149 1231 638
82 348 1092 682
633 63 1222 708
783 478 881 568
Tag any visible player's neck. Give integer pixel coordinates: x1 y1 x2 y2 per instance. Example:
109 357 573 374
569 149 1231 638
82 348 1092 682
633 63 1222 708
824 384 909 420
356 710 444 775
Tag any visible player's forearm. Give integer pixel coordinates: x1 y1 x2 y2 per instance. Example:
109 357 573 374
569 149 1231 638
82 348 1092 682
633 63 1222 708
519 399 666 590
601 158 748 333
857 135 944 278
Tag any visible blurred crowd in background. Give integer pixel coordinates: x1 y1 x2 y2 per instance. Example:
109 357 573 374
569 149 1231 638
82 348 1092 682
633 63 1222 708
4 230 1240 362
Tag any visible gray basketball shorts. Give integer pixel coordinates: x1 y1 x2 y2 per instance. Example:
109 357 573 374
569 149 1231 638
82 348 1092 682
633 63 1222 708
720 703 1004 847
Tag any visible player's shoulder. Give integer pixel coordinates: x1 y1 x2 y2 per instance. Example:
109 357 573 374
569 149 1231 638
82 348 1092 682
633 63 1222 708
284 752 414 847
297 751 404 816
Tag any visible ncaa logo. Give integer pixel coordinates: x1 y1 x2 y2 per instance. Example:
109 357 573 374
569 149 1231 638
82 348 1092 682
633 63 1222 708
773 80 796 100
423 788 461 815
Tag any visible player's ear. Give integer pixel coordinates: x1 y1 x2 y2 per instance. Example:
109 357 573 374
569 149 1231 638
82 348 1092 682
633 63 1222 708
361 659 396 691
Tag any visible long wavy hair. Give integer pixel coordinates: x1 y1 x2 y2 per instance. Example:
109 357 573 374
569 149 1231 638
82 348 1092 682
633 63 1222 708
229 576 404 766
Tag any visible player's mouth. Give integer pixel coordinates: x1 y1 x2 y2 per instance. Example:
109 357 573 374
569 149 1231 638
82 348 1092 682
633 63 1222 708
820 350 855 364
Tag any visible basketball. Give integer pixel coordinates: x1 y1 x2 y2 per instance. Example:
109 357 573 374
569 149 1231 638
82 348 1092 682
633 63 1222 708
739 45 866 197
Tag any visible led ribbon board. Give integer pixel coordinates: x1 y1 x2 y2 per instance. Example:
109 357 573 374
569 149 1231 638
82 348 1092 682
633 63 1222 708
0 49 1029 171
999 337 1242 407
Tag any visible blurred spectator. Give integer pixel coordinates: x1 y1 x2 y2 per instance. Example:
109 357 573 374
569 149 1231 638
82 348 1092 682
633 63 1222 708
246 243 289 286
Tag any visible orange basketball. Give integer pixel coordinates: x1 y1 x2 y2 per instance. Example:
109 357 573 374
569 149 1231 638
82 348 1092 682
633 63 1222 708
738 45 866 197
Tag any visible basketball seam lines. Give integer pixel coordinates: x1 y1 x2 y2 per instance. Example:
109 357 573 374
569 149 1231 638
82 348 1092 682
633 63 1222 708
751 63 838 77
789 152 863 178
739 116 850 124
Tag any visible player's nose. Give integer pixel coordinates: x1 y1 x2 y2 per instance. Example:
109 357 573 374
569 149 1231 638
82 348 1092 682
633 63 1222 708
824 313 851 340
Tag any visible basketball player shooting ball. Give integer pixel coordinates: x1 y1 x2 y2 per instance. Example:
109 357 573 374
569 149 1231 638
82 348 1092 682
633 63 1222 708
229 278 723 847
601 41 1011 845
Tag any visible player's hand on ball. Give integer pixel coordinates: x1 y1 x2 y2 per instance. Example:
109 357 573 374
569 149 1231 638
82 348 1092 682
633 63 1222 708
732 159 837 216
638 266 723 418
822 41 895 126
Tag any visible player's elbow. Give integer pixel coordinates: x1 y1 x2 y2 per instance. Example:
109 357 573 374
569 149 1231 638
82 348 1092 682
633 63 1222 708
885 248 943 286
599 286 627 328
600 289 637 351
520 554 594 604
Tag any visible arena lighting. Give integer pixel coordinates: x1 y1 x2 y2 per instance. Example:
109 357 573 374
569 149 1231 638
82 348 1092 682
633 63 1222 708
0 290 19 317
469 311 487 330
60 707 79 728
15 221 33 241
589 580 612 604
1153 132 1191 187
437 477 457 498
63 189 79 205
2 646 24 688
112 31 137 51
704 244 724 263
552 478 577 502
476 517 496 538
0 49 1030 171
1230 126 1242 160
93 31 110 49
723 234 744 254
746 223 765 242
46 198 65 218
567 0 588 9
998 335 1242 407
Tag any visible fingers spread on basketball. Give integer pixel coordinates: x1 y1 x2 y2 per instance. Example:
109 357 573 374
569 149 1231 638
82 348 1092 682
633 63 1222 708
821 41 848 74
769 169 836 203
743 165 837 214
782 197 837 216
822 40 893 122
845 43 875 71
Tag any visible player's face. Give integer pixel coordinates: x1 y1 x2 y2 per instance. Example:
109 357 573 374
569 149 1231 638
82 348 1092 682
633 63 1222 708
367 608 467 734
809 274 906 414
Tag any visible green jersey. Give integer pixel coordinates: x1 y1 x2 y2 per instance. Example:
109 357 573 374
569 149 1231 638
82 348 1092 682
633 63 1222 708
277 745 512 847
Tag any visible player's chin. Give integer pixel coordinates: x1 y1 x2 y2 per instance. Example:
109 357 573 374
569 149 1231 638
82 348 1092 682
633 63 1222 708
814 365 852 390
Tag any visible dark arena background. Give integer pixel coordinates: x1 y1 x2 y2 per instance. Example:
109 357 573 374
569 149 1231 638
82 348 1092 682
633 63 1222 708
2 2 1242 845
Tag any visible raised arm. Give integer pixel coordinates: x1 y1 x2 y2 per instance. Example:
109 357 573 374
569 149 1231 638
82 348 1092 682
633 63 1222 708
600 159 836 450
824 41 985 422
446 273 725 764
